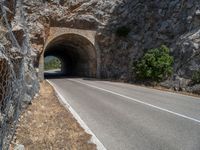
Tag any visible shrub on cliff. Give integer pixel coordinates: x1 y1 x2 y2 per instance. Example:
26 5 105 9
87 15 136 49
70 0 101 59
134 45 173 82
44 57 61 71
116 26 131 37
192 70 200 84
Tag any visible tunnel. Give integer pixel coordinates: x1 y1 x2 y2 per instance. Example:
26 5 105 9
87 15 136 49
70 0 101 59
43 33 97 78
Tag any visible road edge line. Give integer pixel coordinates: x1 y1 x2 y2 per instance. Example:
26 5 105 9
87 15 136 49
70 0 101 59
46 80 107 150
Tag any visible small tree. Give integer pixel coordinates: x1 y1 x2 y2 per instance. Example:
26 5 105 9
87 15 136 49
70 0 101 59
44 57 61 71
116 26 131 37
192 70 200 84
134 45 173 82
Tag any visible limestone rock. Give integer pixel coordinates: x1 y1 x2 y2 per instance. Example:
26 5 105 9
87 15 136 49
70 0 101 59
0 0 39 149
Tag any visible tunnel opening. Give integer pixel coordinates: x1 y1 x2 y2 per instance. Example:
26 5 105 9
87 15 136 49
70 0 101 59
44 56 63 78
44 33 97 79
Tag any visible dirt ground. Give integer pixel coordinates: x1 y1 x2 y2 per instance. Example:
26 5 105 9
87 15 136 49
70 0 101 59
11 81 96 150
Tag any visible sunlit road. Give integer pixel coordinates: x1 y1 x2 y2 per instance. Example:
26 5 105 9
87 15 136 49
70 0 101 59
49 78 200 150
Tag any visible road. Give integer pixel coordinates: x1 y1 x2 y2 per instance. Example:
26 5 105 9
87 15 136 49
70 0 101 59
49 78 200 150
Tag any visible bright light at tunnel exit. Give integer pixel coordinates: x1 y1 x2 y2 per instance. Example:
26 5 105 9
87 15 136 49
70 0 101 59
44 56 62 72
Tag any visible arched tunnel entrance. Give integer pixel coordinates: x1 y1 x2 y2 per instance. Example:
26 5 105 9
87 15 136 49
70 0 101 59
43 33 97 78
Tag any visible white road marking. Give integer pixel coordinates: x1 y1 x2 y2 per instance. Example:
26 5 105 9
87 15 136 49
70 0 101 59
47 80 107 150
100 80 200 100
70 79 200 124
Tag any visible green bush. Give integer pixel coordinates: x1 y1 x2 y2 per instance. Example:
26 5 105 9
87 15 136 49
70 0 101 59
44 57 61 71
134 45 173 82
116 26 131 37
192 70 200 84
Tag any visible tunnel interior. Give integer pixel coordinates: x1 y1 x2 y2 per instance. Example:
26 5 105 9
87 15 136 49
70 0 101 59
44 34 97 78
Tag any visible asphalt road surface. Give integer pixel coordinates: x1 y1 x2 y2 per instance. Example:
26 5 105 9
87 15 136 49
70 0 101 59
49 78 200 150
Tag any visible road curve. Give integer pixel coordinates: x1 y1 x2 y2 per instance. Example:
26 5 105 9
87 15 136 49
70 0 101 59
49 78 200 150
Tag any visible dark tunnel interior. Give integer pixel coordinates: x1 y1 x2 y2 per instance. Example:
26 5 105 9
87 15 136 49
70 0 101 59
44 34 97 79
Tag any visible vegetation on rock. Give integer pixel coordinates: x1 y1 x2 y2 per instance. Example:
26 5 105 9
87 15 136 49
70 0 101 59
134 45 173 82
116 26 131 37
192 70 200 84
44 57 61 71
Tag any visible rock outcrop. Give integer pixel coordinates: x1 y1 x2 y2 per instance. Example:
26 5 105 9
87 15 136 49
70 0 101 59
0 0 39 149
23 0 200 93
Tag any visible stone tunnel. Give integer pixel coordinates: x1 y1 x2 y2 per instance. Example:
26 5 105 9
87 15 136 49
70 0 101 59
39 27 100 80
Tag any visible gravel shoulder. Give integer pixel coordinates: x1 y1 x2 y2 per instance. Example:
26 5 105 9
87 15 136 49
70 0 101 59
11 81 96 150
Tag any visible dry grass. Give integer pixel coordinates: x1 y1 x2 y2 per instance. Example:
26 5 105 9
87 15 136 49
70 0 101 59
11 81 96 150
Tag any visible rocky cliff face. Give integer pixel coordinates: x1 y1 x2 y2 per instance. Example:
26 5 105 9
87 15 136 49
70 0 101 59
0 0 39 149
24 0 200 92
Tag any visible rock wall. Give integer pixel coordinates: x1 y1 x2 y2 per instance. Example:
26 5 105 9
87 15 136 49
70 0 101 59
0 0 39 149
97 0 200 92
23 0 200 93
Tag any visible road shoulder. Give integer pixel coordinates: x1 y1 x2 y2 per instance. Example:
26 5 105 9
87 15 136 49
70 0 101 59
11 81 96 150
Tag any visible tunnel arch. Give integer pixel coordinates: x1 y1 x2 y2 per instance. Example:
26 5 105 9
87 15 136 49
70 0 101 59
42 33 97 78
